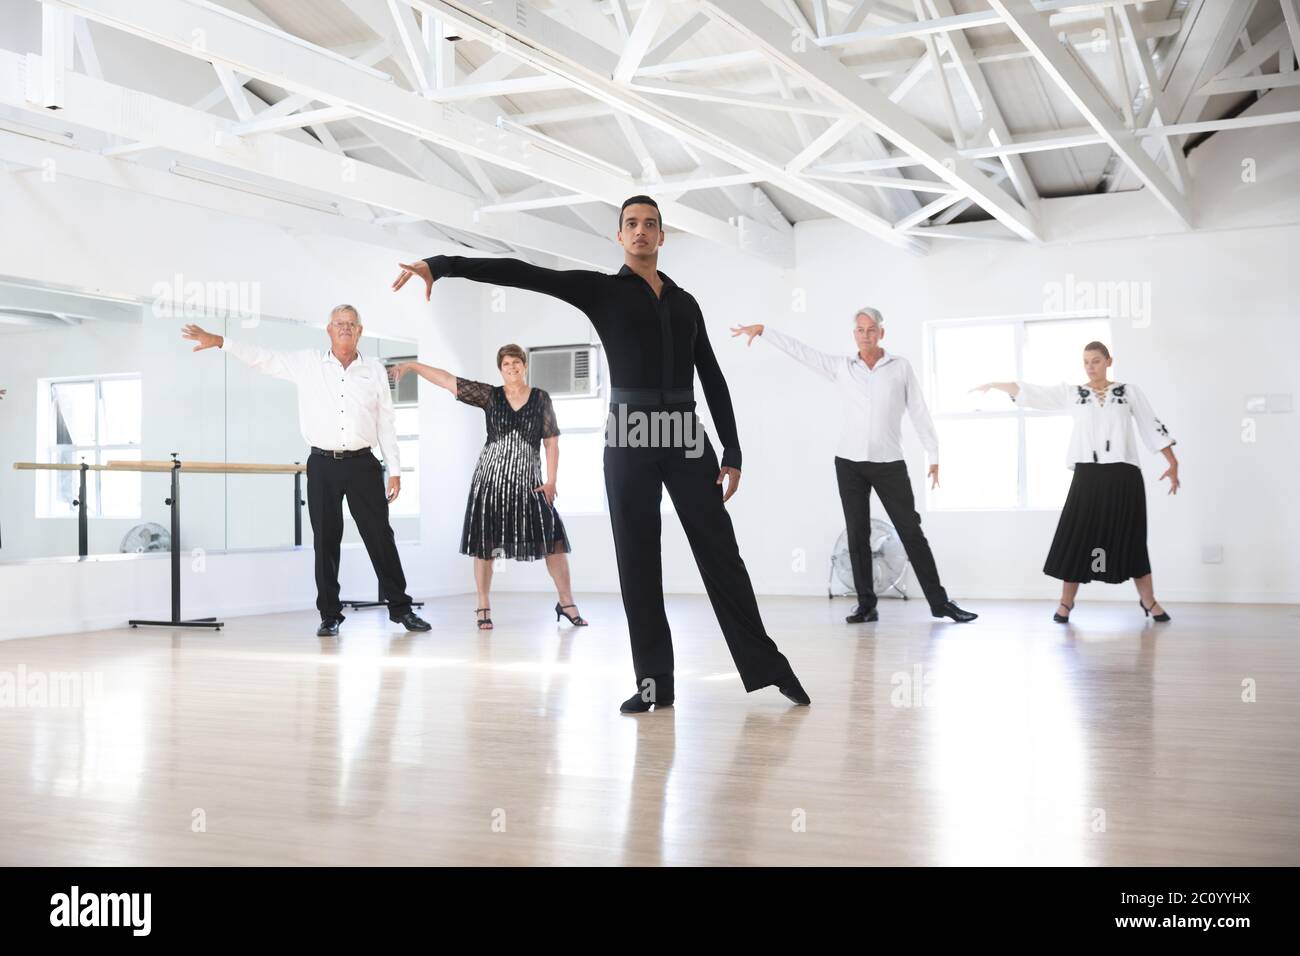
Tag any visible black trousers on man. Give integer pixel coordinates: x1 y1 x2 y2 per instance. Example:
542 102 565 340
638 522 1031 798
306 450 413 622
834 457 949 613
603 416 796 701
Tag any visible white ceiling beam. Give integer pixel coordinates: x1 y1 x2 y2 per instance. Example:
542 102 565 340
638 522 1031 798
786 117 857 172
213 65 254 121
628 78 854 117
417 0 922 253
1102 7 1133 127
1283 0 1300 64
987 0 1190 228
232 106 355 137
614 0 669 83
48 0 755 259
71 16 103 81
2 49 614 267
926 0 1038 209
894 191 966 231
1198 71 1300 95
641 9 711 68
842 0 879 34
386 0 433 93
912 0 965 149
818 0 1154 46
1117 6 1187 194
40 5 73 110
702 0 1038 240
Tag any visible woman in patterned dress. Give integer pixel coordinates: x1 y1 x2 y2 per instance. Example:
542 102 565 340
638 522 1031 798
389 344 587 630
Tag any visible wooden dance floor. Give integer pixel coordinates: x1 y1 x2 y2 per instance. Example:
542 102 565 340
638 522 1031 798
1 595 1296 866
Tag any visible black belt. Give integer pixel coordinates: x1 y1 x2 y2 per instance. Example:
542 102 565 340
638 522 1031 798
311 446 373 459
609 387 695 404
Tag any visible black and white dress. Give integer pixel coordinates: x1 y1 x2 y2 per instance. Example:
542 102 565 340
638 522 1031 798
457 378 571 561
1013 381 1175 583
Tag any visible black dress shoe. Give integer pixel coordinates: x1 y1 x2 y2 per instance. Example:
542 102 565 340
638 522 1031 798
846 606 879 623
778 676 812 706
316 619 340 637
932 600 978 623
393 611 431 632
620 692 673 714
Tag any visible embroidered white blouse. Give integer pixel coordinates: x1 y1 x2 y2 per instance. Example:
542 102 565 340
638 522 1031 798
1012 381 1175 470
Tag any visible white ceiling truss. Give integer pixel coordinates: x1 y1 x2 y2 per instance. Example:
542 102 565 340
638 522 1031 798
1 0 1297 266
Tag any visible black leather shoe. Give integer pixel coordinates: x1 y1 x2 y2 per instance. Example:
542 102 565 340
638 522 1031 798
316 619 340 637
620 692 673 714
778 676 812 706
933 601 978 623
394 611 431 632
846 606 879 623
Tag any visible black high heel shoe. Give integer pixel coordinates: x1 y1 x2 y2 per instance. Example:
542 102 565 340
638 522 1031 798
555 602 588 626
1140 600 1171 622
475 607 493 630
1053 602 1073 623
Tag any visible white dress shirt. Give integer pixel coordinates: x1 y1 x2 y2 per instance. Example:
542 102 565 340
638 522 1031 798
1013 381 1174 470
223 338 400 471
762 326 939 464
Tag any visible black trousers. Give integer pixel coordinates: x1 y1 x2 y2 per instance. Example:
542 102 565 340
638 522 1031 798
306 452 412 622
834 457 949 613
603 424 796 699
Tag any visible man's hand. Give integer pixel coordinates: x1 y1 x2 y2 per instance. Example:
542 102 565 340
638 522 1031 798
928 464 940 490
387 476 401 503
533 481 557 506
729 323 765 345
392 260 435 301
716 466 741 502
182 324 223 351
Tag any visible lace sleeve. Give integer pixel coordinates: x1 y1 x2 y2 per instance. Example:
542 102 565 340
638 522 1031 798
540 391 561 438
455 377 494 409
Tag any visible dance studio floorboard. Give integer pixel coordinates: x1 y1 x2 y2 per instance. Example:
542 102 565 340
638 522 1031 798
0 595 1297 866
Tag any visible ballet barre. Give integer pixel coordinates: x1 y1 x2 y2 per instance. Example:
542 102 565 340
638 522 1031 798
13 455 310 630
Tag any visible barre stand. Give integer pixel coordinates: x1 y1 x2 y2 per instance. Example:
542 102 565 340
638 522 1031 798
14 456 309 630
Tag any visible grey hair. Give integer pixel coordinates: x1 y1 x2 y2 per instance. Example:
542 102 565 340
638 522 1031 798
854 306 884 330
330 303 360 324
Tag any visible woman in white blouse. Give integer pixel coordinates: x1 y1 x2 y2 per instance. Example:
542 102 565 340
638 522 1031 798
974 341 1180 623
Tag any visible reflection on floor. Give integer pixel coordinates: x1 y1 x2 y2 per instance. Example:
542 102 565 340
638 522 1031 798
0 594 1296 865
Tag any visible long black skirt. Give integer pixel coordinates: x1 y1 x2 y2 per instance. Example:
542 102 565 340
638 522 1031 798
1043 462 1151 583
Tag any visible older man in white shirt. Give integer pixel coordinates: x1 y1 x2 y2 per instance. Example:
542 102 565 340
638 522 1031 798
183 306 430 637
732 308 976 624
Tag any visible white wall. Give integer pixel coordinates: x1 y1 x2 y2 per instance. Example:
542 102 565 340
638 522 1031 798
484 115 1300 605
0 166 484 639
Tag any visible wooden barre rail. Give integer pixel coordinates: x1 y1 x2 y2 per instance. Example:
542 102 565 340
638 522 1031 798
14 460 305 474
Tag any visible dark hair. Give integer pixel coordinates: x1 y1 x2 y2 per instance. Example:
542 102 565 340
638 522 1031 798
619 195 661 229
496 343 527 369
1083 340 1111 360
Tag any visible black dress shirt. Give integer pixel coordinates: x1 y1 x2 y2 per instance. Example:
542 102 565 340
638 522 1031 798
423 255 743 469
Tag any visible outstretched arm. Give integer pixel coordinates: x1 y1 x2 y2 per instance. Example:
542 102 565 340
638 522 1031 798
183 323 302 382
731 323 843 382
392 256 604 315
389 361 457 396
972 380 1071 410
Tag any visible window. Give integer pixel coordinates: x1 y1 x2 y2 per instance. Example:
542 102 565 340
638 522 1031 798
924 315 1112 511
36 374 142 518
384 357 419 518
536 345 609 515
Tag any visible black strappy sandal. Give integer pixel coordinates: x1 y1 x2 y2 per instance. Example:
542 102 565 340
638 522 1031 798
475 607 493 630
555 602 588 626
1140 600 1171 622
1053 601 1074 623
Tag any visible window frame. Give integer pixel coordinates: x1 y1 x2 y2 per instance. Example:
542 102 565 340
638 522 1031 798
922 311 1111 513
37 372 143 520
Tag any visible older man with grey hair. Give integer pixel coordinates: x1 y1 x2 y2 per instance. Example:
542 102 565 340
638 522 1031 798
182 305 430 637
732 308 976 624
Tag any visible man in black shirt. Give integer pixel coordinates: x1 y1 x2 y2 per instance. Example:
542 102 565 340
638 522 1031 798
393 196 809 713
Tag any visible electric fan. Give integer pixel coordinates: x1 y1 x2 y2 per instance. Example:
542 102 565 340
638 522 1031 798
828 520 909 600
120 522 170 554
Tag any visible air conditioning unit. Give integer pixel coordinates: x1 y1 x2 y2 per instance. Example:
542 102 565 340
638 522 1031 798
528 345 599 398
